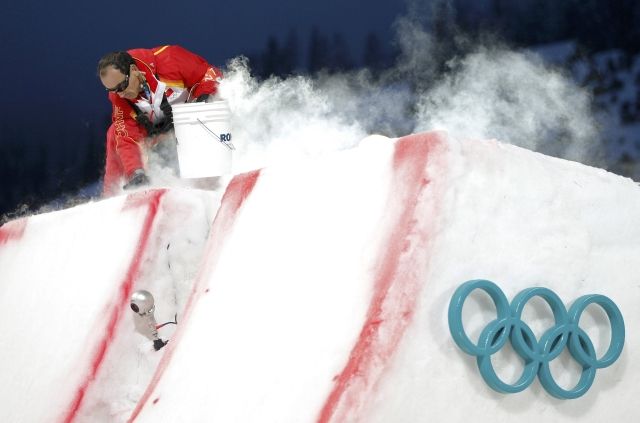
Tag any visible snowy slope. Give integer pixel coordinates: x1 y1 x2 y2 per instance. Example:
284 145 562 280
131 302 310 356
0 189 219 422
361 135 640 422
1 132 639 422
129 132 640 423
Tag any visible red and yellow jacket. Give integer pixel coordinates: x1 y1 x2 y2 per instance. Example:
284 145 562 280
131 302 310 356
104 45 222 194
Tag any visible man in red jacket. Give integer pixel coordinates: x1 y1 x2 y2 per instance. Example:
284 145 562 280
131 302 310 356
97 45 222 196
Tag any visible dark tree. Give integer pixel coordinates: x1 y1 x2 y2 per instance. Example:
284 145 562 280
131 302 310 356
308 27 330 73
363 32 385 71
329 33 353 72
280 29 299 75
261 36 281 78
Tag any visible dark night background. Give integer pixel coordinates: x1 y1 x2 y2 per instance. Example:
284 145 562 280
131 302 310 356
1 0 639 221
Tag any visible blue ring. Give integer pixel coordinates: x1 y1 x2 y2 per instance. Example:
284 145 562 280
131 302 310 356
476 318 538 393
448 279 510 356
567 294 625 368
509 287 568 362
448 280 625 399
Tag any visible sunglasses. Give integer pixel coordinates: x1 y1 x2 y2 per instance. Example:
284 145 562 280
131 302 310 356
106 71 130 93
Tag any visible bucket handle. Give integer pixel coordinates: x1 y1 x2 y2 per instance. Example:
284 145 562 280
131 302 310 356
196 118 235 150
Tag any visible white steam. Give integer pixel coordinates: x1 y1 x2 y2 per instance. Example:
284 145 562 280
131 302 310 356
208 19 603 176
414 47 601 164
219 58 368 173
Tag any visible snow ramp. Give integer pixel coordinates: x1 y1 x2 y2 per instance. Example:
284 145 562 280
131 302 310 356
1 131 640 422
131 132 640 422
0 189 218 423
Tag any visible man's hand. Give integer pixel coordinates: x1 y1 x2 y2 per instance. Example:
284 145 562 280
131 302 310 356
195 94 210 103
123 169 150 190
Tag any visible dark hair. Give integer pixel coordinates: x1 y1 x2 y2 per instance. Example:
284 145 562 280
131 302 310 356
97 51 135 77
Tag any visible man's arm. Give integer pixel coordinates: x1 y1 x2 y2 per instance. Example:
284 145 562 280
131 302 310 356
153 45 222 99
109 93 147 177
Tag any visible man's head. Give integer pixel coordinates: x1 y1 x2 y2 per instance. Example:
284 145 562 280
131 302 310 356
97 51 144 100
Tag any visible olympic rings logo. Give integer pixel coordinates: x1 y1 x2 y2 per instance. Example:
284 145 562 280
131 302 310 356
448 280 625 399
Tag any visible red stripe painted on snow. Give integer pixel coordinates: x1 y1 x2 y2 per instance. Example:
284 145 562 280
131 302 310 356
318 132 447 423
128 170 261 422
0 218 27 245
61 189 167 423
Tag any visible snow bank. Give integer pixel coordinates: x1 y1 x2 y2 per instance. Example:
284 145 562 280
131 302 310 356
0 189 219 423
1 131 639 422
131 132 640 422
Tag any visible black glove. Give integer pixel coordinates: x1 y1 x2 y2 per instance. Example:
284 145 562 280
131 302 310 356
195 94 210 103
123 169 150 190
153 338 168 351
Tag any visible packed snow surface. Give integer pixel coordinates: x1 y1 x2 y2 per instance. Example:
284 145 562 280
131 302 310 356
1 132 639 422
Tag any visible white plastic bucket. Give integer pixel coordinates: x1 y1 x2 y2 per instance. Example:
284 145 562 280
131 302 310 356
172 100 233 178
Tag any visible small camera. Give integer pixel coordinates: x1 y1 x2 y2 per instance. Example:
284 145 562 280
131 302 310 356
130 290 155 315
130 289 172 351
